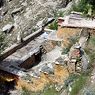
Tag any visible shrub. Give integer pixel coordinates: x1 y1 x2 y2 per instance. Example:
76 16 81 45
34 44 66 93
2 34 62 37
48 20 58 30
64 74 79 88
48 11 64 30
62 47 70 54
73 0 87 13
0 32 7 54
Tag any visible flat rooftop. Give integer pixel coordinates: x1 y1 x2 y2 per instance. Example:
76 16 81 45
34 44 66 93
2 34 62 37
59 11 95 29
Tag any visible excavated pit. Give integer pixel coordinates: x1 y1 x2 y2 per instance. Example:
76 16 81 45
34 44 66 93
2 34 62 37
0 42 57 94
19 48 43 69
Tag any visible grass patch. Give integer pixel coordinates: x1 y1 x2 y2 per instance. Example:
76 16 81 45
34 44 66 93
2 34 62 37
72 0 88 14
21 85 60 95
21 87 41 95
89 35 95 45
70 35 95 95
21 87 31 95
42 85 60 95
85 35 95 64
70 74 87 95
64 74 79 88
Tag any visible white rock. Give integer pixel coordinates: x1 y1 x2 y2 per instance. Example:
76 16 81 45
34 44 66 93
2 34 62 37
21 1 27 6
2 24 14 32
24 9 32 19
11 7 23 14
36 20 43 27
69 85 72 92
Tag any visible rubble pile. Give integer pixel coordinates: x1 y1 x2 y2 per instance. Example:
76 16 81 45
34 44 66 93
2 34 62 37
16 61 69 92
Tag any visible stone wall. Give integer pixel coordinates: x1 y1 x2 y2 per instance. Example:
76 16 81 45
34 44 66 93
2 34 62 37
0 29 43 61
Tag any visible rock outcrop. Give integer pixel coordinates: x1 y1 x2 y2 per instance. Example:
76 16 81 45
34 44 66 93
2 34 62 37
0 0 71 46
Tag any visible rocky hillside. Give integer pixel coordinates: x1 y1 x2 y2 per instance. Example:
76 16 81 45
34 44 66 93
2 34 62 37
0 0 71 46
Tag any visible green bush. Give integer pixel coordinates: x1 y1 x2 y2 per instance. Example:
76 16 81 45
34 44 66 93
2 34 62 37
62 47 70 54
72 0 95 16
48 11 64 30
73 0 87 13
48 20 58 30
